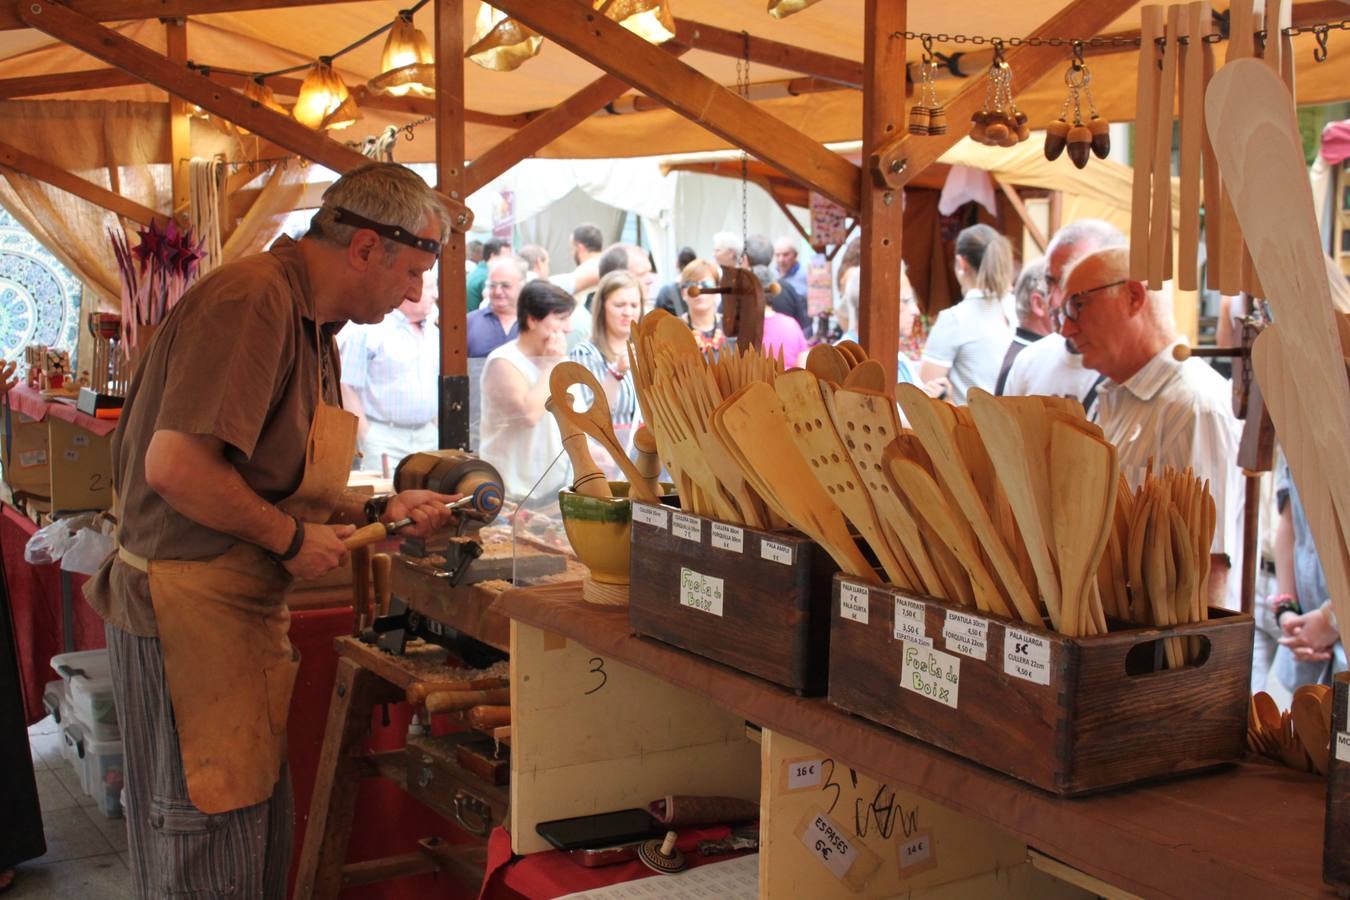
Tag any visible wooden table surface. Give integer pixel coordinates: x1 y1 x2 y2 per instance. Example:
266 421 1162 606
496 582 1334 900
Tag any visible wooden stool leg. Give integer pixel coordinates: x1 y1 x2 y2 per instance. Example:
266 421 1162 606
293 656 381 900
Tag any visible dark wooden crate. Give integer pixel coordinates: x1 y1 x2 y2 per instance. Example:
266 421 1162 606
827 576 1253 795
1324 672 1350 893
628 501 839 694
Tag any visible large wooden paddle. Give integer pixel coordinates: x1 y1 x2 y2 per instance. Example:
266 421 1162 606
1207 59 1350 643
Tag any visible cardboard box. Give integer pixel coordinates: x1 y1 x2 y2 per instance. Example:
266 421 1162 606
0 410 51 497
47 417 112 512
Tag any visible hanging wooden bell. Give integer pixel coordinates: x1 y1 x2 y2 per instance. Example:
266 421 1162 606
927 106 948 135
1045 119 1070 161
1066 124 1093 169
909 104 931 136
1089 116 1111 159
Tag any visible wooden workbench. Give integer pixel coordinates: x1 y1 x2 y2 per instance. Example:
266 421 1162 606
496 582 1331 899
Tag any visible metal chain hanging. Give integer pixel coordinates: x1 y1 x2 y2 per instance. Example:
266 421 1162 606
737 30 751 258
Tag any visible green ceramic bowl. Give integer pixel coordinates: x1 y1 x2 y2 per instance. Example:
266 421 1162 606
558 482 632 585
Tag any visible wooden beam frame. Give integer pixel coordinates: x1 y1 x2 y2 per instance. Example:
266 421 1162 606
0 68 139 98
871 0 1140 190
166 18 190 216
670 18 864 88
995 178 1047 253
0 0 368 32
858 0 905 381
17 0 472 231
465 45 688 196
0 140 165 227
490 0 861 213
436 0 470 451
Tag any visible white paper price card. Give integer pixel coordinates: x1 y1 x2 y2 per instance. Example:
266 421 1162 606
893 596 928 643
679 567 724 617
839 583 870 624
898 831 936 873
72 434 90 447
943 610 989 661
18 450 45 467
761 539 793 566
800 813 857 881
632 503 668 529
900 642 960 709
711 522 744 553
1003 627 1052 685
672 512 701 542
784 758 823 791
63 449 79 462
1337 732 1350 764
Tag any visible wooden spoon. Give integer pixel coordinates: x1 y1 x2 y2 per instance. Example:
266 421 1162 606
843 359 887 392
806 343 850 385
1293 688 1331 775
1049 418 1116 638
546 396 612 498
548 362 660 503
835 339 867 367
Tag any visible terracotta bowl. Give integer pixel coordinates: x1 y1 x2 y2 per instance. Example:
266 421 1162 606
558 482 632 585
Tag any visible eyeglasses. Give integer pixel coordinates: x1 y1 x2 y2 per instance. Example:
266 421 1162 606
487 281 517 291
1059 280 1127 323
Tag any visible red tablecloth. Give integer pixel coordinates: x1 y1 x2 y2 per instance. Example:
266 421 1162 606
1 503 474 899
480 825 749 899
2 503 103 722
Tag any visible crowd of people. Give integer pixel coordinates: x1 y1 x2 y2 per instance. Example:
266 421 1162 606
337 214 1343 691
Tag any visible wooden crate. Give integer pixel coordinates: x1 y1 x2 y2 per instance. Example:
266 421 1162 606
1324 672 1350 892
827 576 1253 796
628 501 839 694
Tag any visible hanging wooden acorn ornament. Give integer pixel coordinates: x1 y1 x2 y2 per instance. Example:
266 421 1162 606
972 40 1024 147
1050 42 1111 169
922 36 947 135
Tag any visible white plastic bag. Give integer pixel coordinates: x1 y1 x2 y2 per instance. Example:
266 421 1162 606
61 526 115 575
25 518 78 566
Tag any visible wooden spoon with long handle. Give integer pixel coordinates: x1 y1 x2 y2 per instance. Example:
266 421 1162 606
1049 419 1116 638
897 384 1039 624
546 396 612 498
806 343 850 385
549 362 661 503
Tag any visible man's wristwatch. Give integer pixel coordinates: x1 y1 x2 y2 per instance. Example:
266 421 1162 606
364 494 393 524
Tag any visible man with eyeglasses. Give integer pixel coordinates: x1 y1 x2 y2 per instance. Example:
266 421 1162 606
467 254 525 359
1001 219 1125 414
1059 246 1242 608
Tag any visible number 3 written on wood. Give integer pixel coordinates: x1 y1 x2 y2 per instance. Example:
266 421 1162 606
584 657 607 695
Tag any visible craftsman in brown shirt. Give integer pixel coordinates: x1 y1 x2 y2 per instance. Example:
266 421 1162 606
84 163 461 899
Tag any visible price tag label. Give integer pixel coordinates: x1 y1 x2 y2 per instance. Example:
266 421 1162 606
63 449 79 462
18 450 46 467
893 596 927 643
1003 627 1052 685
761 539 794 566
943 610 989 661
898 831 935 872
72 434 90 447
710 522 744 553
839 583 870 624
900 642 960 709
632 503 668 530
679 568 724 617
800 813 856 881
672 512 702 542
1337 732 1350 765
785 758 823 791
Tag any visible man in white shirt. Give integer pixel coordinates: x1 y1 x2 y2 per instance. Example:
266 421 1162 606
1060 246 1242 607
1002 219 1124 414
339 268 440 474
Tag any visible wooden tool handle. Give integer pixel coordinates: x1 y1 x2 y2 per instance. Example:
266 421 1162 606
422 687 511 714
467 705 511 730
405 678 508 705
344 521 390 551
350 546 371 637
546 397 612 498
372 553 391 618
632 426 662 495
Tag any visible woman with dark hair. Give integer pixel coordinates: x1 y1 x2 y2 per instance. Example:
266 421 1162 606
569 270 643 431
479 280 577 501
918 223 1014 403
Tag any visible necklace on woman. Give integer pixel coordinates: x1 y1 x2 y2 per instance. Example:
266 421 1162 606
605 357 627 380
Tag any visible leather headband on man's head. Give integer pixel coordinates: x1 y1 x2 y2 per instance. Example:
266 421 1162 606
329 206 441 256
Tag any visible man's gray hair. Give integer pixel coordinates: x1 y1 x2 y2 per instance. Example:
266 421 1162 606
488 254 529 283
712 231 744 257
743 234 774 268
1014 258 1047 324
307 163 450 256
1045 218 1126 258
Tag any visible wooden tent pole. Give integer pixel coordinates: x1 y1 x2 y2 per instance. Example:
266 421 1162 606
436 0 470 451
859 0 906 380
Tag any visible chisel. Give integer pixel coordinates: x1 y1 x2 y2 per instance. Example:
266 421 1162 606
343 481 502 550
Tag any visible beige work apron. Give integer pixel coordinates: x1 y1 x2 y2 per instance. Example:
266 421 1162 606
130 323 357 814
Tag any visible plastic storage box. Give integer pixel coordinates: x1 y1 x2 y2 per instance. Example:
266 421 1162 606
63 720 125 818
41 679 65 724
51 649 119 740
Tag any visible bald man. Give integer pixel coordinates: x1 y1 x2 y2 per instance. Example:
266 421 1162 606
1059 247 1242 607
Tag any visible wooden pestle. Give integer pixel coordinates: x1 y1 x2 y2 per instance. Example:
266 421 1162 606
632 425 663 498
546 396 612 498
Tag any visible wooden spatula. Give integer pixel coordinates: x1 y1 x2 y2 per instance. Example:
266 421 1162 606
806 343 850 384
968 390 1063 630
1293 686 1331 775
897 384 1040 624
775 370 913 588
835 340 867 367
1049 418 1116 638
716 382 877 580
